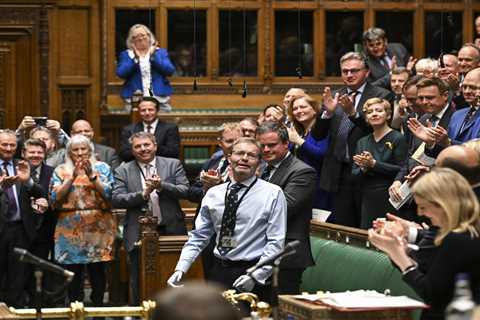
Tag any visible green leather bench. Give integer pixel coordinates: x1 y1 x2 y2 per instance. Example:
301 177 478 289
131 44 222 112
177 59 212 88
301 222 423 319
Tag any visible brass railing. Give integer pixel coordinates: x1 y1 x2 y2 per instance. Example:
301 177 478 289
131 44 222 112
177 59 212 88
1 301 156 320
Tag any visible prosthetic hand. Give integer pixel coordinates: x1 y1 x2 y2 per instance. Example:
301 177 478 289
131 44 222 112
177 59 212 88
233 275 255 292
167 270 184 288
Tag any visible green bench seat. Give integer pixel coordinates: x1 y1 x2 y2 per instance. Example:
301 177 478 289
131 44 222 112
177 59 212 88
301 229 423 319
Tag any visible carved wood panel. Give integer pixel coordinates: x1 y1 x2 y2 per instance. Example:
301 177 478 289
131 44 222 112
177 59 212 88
60 87 88 133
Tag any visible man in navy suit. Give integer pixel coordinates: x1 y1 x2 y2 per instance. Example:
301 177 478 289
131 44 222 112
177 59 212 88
21 138 56 306
363 27 410 89
0 130 44 307
311 52 394 227
410 72 479 158
119 96 180 162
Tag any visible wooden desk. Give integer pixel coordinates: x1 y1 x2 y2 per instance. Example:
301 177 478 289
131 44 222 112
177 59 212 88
279 295 414 320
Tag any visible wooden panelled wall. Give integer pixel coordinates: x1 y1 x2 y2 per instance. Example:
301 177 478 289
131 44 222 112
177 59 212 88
1 0 480 139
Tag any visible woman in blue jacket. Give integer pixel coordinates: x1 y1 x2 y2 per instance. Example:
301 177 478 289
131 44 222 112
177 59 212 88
116 24 175 112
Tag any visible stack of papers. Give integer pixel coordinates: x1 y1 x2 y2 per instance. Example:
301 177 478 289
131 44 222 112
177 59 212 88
294 290 427 311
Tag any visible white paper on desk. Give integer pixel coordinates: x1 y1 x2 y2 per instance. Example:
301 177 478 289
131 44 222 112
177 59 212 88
294 290 427 310
389 181 413 210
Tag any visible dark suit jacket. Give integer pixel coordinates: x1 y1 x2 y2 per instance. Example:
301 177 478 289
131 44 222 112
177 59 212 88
112 156 189 252
0 160 45 242
33 164 55 243
94 143 120 170
119 120 180 162
368 43 410 89
311 82 395 192
266 154 316 269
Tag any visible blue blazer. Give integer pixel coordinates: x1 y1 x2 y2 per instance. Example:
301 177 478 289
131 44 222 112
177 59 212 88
448 107 480 144
116 48 175 99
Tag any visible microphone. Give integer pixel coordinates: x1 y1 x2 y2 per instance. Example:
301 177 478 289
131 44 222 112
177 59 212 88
14 248 74 281
246 240 300 275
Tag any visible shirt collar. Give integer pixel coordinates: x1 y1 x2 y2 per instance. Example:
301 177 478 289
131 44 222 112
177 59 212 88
348 82 366 95
433 104 449 120
143 119 159 131
268 151 291 169
231 174 257 187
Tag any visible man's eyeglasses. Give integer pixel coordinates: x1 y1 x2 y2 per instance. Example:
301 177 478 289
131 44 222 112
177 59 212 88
341 68 364 75
231 151 259 160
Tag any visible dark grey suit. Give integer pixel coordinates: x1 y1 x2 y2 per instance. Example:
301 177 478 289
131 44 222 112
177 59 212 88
311 82 395 227
266 154 316 294
112 156 189 304
112 156 189 251
94 143 120 170
367 43 410 89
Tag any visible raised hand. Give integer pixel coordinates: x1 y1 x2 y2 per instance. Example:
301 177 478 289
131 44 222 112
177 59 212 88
407 118 436 145
338 93 356 116
16 160 31 183
406 56 418 73
322 87 339 114
287 126 304 145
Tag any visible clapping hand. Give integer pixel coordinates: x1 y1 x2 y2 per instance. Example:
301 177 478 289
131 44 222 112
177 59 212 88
200 170 222 191
287 126 304 145
322 87 339 115
338 93 356 116
407 118 436 146
16 160 31 183
353 151 376 171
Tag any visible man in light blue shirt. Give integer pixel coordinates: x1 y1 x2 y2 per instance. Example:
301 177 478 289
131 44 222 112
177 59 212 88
168 137 287 301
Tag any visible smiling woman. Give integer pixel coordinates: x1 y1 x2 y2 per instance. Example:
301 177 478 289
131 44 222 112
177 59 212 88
49 134 115 308
285 94 331 211
352 98 408 229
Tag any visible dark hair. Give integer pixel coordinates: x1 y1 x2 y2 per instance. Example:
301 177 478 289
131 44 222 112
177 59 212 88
256 121 289 143
416 77 449 95
152 282 241 320
139 96 160 110
23 138 47 152
402 74 423 92
240 117 259 127
391 66 410 76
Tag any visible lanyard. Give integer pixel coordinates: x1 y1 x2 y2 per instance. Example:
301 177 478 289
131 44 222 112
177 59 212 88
224 177 258 214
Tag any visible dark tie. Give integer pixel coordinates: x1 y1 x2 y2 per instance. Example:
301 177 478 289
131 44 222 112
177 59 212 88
260 164 274 181
430 115 439 127
217 183 244 255
334 91 359 161
31 168 39 183
146 125 153 133
460 107 477 133
2 162 18 221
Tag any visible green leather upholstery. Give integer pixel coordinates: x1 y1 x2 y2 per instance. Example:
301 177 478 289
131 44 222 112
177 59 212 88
301 236 422 320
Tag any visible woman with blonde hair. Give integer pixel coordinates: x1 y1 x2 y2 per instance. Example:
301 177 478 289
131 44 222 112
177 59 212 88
50 134 115 307
287 94 330 210
369 168 480 319
352 97 408 228
116 24 175 112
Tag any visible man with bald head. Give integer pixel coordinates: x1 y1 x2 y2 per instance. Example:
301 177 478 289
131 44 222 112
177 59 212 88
435 145 480 198
70 119 120 170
